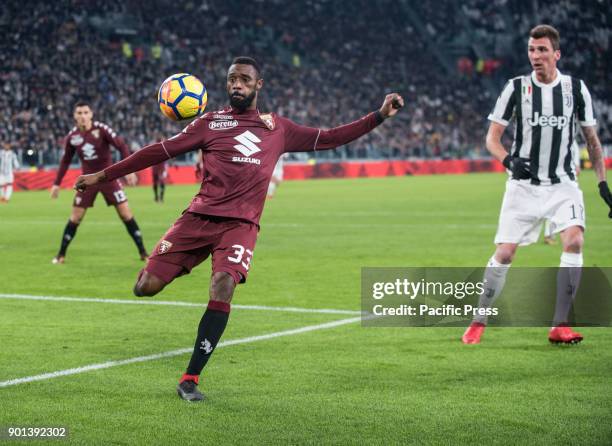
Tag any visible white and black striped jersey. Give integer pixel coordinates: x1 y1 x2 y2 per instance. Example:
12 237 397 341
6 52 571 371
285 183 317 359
0 150 19 178
488 69 596 185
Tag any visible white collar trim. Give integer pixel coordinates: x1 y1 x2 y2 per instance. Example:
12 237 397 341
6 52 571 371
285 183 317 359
531 69 562 88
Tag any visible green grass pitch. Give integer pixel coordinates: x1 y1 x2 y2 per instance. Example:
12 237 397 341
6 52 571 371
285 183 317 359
1 172 611 445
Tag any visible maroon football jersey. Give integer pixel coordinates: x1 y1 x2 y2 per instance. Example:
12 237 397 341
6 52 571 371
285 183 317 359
104 107 382 225
54 121 131 186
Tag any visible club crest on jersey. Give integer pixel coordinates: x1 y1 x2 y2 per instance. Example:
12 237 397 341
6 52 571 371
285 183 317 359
91 129 100 139
209 120 238 131
70 135 84 146
158 240 173 254
259 113 275 130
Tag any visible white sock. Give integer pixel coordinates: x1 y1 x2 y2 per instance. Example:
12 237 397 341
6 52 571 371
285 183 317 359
267 182 277 196
544 220 553 238
553 252 583 326
5 185 13 201
473 255 511 324
0 185 5 200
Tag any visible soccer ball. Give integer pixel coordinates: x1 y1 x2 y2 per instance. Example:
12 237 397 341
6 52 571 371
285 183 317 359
158 73 208 121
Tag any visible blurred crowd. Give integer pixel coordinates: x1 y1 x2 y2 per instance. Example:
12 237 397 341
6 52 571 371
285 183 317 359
1 0 609 167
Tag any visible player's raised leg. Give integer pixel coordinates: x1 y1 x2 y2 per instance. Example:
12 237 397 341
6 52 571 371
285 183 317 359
177 272 235 401
549 226 584 344
53 206 87 264
114 201 148 260
462 243 515 344
133 270 167 296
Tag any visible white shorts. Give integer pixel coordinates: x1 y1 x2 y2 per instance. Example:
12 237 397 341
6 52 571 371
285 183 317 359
494 180 585 246
0 174 14 185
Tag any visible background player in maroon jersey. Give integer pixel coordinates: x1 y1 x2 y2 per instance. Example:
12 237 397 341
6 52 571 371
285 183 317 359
75 57 404 401
152 161 168 203
50 101 148 263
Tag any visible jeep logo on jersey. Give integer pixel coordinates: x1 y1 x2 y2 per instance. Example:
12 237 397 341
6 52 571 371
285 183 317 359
233 131 262 157
209 120 238 131
528 112 569 129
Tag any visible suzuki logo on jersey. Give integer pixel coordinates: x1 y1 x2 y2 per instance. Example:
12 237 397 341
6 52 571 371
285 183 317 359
232 131 262 165
528 112 569 130
81 142 98 160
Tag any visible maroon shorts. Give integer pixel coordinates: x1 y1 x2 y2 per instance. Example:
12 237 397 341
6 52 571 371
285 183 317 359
74 180 127 208
145 212 259 285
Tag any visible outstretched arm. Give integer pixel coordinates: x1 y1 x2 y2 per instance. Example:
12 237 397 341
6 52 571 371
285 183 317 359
51 142 75 198
582 125 611 218
75 119 206 192
283 93 404 152
104 126 138 186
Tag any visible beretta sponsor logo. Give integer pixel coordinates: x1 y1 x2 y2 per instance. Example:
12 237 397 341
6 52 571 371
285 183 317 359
209 120 239 130
70 135 84 146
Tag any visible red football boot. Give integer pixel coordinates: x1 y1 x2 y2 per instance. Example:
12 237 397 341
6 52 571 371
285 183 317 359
462 322 486 344
549 325 583 345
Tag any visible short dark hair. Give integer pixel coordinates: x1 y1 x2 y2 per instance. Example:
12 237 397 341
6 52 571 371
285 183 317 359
529 24 560 51
231 56 262 78
73 100 91 110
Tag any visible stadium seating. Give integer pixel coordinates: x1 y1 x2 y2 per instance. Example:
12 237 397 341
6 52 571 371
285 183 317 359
1 0 609 167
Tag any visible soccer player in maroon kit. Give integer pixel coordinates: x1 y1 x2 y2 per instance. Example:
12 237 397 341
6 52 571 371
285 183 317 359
51 101 148 263
151 161 168 203
76 57 404 401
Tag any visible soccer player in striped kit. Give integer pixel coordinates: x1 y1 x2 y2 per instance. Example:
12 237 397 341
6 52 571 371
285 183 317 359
462 25 612 345
0 143 20 203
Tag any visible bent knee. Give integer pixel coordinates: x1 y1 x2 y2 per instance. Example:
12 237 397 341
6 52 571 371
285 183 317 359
495 244 517 264
69 215 84 225
133 271 165 297
210 272 236 303
562 229 584 253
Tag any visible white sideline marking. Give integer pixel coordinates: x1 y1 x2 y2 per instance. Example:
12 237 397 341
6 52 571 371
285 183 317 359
0 316 362 388
0 293 361 315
